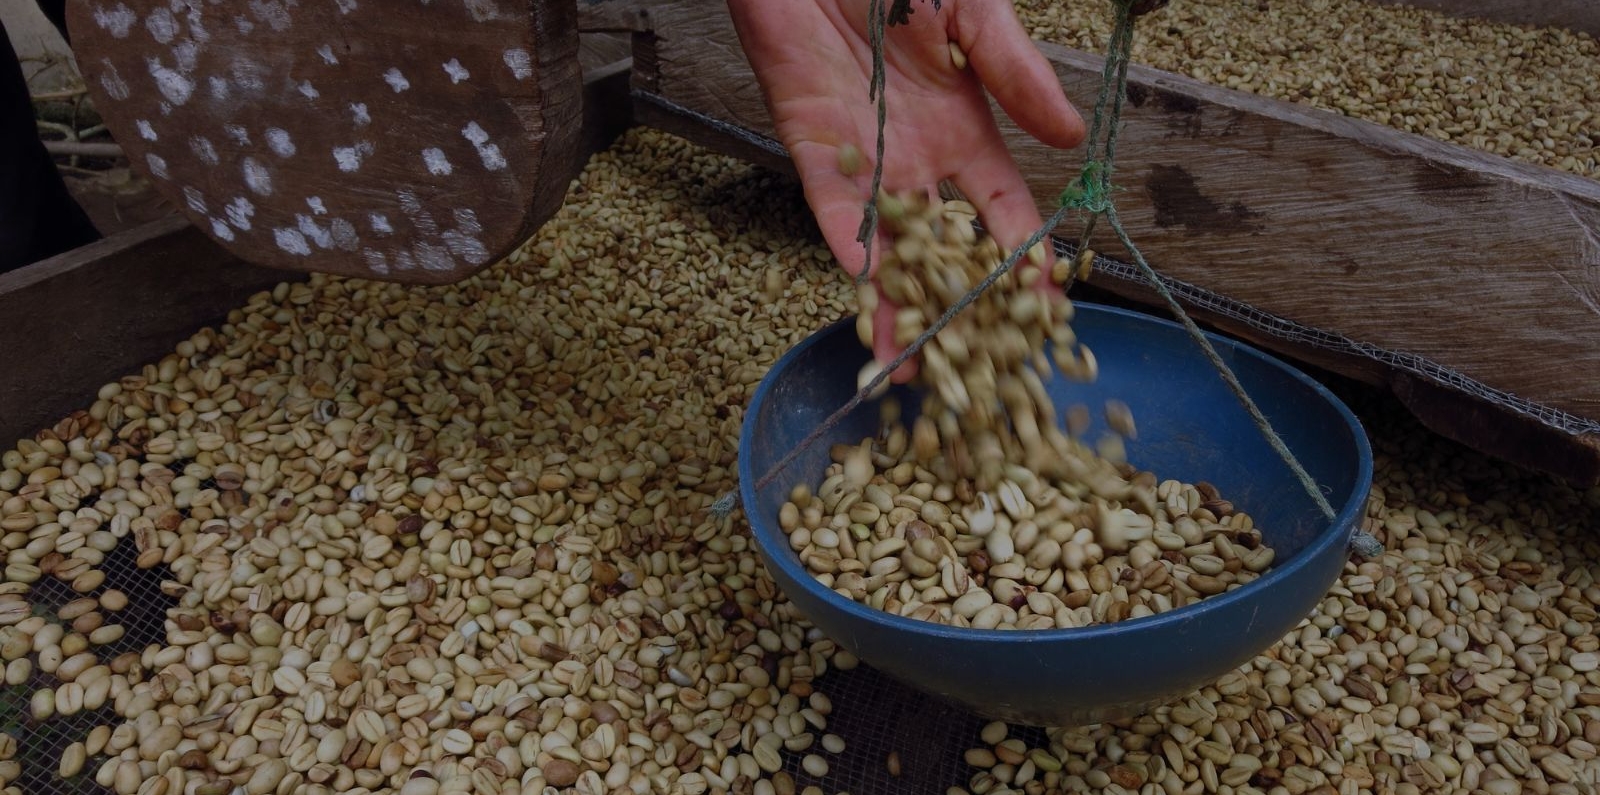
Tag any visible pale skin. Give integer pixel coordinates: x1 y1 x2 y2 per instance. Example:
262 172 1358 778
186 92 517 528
727 0 1086 382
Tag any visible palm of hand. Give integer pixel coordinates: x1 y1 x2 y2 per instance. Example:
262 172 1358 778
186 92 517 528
729 0 1084 379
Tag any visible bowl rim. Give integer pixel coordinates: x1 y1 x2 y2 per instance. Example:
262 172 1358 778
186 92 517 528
738 301 1374 644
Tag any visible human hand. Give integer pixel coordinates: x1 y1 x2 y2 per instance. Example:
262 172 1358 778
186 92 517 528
728 0 1085 382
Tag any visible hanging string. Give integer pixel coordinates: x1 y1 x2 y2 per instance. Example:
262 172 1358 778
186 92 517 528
854 0 891 284
716 0 1377 556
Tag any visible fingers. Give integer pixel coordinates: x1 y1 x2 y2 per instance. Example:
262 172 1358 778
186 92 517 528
788 139 880 278
789 139 921 382
953 0 1086 150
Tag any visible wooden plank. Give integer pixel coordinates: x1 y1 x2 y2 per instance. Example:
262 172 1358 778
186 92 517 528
1067 278 1600 486
579 32 634 74
67 0 585 285
1361 0 1600 38
632 91 797 178
0 216 294 448
627 2 1600 418
1021 53 1600 427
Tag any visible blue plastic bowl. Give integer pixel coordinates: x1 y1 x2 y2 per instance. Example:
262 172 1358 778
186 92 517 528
738 302 1372 727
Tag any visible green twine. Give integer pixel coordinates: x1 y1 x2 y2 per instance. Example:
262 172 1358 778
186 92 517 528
854 0 891 285
855 0 948 286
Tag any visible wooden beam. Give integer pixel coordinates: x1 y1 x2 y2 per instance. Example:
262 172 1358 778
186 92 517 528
44 141 124 159
1066 276 1600 486
626 0 1600 484
1361 0 1600 39
0 216 295 448
632 91 796 179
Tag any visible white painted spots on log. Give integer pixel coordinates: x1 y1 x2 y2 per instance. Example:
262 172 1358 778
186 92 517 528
248 0 292 32
297 214 334 248
298 81 320 100
148 59 194 105
350 102 371 126
333 141 373 172
190 136 219 165
444 210 488 264
184 8 209 44
183 186 207 214
396 188 440 236
274 228 311 255
363 249 389 274
226 197 256 230
307 196 328 215
463 0 499 23
210 218 236 242
423 148 453 176
461 121 506 171
383 68 410 93
443 58 470 84
145 8 179 43
99 60 130 101
503 48 532 80
172 41 199 73
266 128 297 158
146 153 170 180
93 5 137 39
225 124 251 146
208 76 229 101
369 213 393 235
330 219 360 250
415 241 454 271
243 157 273 195
136 119 157 141
231 60 266 92
317 45 339 65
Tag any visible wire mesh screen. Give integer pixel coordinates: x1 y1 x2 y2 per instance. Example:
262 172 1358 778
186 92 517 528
777 666 1053 795
2 531 175 795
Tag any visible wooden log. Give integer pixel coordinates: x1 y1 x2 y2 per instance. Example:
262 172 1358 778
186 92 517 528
1361 0 1600 38
623 0 1600 484
66 0 585 285
0 54 637 449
